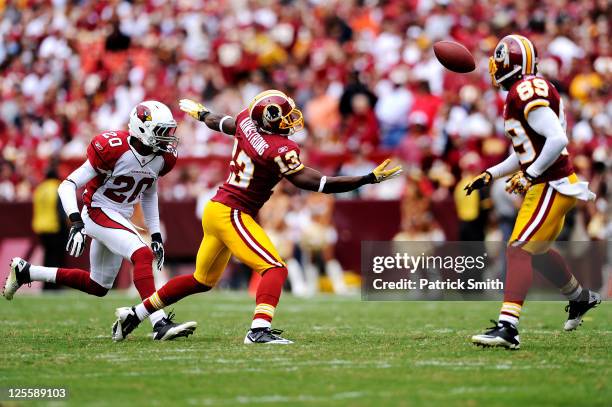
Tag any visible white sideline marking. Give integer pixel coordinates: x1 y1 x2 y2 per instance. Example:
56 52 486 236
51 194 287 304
415 359 561 370
187 391 369 405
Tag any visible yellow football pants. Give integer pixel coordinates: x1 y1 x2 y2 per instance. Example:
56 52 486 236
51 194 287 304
193 201 285 287
509 175 578 254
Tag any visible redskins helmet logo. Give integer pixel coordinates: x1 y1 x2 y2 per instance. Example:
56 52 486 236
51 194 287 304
263 104 282 123
494 42 510 68
136 104 152 122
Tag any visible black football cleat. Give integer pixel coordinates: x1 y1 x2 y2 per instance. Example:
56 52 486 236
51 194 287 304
3 257 31 300
112 307 142 341
244 328 293 344
564 290 601 331
471 320 520 349
152 312 197 341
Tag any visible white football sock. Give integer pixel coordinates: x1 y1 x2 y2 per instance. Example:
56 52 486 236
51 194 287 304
28 266 57 283
499 302 522 327
251 318 271 330
148 309 166 326
134 303 151 321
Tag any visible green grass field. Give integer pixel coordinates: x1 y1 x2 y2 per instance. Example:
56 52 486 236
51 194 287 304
0 292 609 406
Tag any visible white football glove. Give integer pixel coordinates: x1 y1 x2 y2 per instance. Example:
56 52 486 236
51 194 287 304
66 221 87 257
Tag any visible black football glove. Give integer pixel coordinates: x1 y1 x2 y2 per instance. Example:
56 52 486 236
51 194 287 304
66 213 87 257
151 233 164 271
464 171 492 196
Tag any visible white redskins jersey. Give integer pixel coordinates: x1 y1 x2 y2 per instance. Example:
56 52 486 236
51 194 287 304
82 130 176 218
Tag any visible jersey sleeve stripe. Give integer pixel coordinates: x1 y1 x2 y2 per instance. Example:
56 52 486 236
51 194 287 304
523 99 550 119
284 163 304 176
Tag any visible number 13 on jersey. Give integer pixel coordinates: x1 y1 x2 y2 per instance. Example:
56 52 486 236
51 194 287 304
227 139 303 189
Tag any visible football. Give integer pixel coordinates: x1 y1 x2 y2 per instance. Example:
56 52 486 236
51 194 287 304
1 1 608 406
433 40 476 73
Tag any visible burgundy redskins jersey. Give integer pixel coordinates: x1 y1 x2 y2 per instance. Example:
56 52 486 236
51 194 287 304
503 75 573 183
84 130 177 218
212 108 304 215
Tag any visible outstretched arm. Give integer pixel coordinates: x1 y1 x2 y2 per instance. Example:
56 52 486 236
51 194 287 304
287 159 402 193
179 99 236 135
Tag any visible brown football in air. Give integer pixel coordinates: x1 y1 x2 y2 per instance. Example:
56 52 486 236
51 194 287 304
433 41 476 73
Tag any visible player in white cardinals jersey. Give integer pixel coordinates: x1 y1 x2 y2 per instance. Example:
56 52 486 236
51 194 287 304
3 101 196 341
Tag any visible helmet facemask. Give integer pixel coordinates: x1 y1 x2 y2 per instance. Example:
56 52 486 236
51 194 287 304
148 121 178 153
279 108 304 134
278 98 304 135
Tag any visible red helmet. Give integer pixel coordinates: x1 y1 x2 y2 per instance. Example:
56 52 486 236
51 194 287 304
249 90 304 135
489 34 538 89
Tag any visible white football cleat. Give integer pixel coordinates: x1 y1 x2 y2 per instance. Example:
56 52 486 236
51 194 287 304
112 307 142 342
244 328 293 344
151 312 197 341
564 290 601 331
3 257 31 300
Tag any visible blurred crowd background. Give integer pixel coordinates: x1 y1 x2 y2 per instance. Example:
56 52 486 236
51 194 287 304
0 0 610 292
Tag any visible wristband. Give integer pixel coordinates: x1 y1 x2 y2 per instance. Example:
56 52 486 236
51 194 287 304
365 173 377 184
219 115 232 132
151 232 163 244
198 110 210 121
69 212 83 223
318 176 327 193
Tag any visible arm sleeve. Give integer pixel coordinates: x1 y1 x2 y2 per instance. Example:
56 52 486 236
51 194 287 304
525 106 569 178
487 152 521 179
58 160 97 216
141 182 161 235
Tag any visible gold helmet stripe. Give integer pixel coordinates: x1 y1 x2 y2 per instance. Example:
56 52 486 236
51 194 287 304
524 36 536 74
516 35 535 75
248 90 288 116
509 35 528 76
